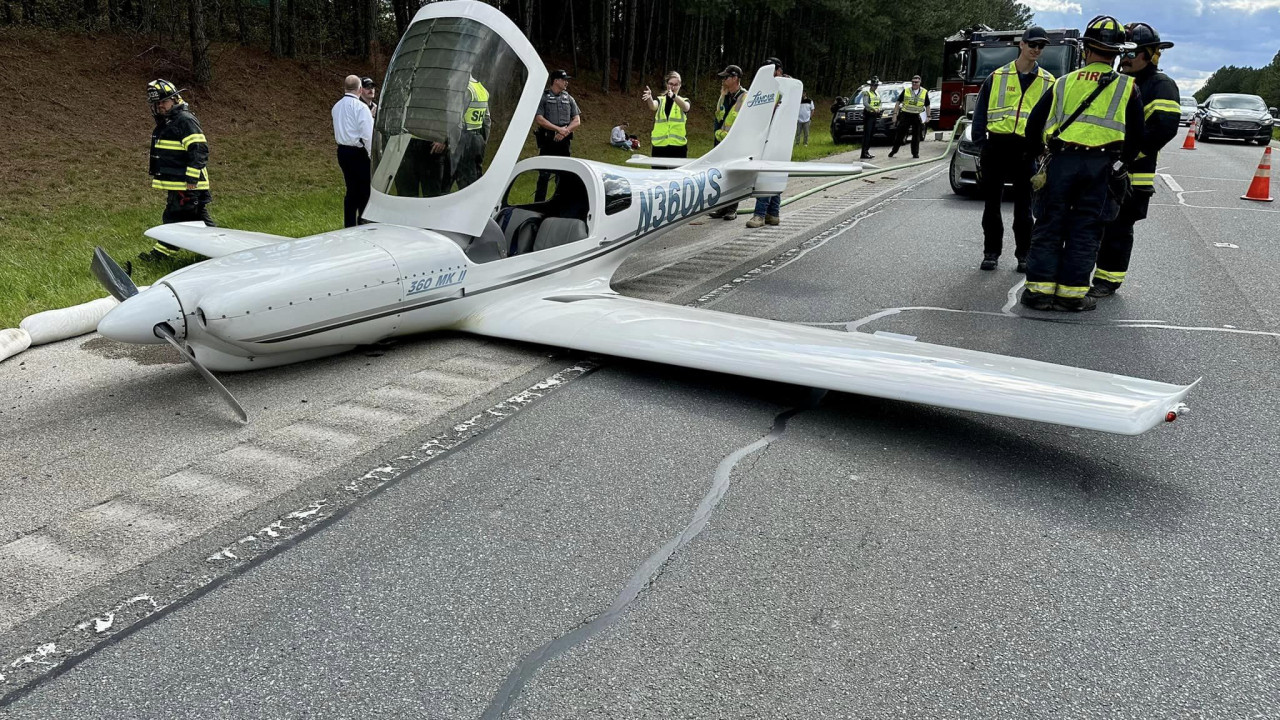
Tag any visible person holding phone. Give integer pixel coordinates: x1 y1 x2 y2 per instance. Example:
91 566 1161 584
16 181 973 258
644 71 691 158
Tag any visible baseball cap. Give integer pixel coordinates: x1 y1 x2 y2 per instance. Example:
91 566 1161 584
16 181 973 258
764 56 782 70
549 69 572 80
717 65 743 78
361 77 376 88
1021 26 1050 44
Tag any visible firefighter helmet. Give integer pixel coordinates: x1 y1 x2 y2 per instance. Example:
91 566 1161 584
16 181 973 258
1125 23 1174 51
1082 15 1134 53
146 79 184 113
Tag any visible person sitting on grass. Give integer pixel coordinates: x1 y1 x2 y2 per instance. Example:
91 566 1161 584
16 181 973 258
610 122 639 150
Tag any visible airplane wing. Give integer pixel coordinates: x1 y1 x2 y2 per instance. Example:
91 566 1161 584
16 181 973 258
144 222 291 258
724 160 865 176
463 292 1194 435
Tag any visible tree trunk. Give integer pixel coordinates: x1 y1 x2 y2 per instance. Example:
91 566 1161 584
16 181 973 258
269 0 282 56
621 0 636 92
188 0 212 84
365 0 375 62
586 0 598 71
640 0 654 79
522 0 532 40
392 0 408 37
568 0 578 75
234 0 246 44
600 0 611 92
285 0 295 56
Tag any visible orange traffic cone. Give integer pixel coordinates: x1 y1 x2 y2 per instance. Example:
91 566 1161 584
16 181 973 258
1181 119 1196 150
1241 146 1273 202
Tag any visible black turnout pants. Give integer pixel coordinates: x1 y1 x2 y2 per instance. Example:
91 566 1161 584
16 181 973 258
337 144 371 228
535 132 572 201
1026 151 1113 297
1095 191 1152 289
890 113 923 157
980 135 1034 260
163 190 215 226
652 144 688 158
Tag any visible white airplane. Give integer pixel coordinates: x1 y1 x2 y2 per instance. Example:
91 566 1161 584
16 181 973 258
93 0 1194 434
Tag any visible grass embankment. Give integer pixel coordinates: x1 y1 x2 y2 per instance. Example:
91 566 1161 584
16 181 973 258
0 27 847 328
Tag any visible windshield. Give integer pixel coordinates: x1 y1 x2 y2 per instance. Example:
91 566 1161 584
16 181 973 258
971 45 1074 81
1211 95 1267 111
372 16 528 198
1180 97 1198 107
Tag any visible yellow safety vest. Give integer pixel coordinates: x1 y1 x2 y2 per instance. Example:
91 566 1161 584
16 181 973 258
900 86 927 114
1044 62 1135 148
864 91 882 113
652 97 688 147
464 80 489 131
714 89 744 143
986 62 1055 137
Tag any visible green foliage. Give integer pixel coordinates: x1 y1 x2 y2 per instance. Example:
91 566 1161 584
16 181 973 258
1197 51 1280 109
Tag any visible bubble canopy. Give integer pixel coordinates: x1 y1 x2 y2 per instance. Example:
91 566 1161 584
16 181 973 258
363 1 546 236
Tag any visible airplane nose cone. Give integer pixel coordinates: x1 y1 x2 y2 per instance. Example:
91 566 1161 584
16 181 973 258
98 284 186 344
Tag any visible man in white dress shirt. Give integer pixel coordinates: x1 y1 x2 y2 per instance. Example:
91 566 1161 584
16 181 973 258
332 74 374 227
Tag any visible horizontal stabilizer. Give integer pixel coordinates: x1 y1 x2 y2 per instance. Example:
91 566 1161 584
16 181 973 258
725 160 864 177
145 222 290 258
625 156 688 168
466 292 1195 436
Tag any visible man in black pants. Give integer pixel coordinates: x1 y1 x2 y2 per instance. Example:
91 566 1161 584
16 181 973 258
331 74 373 227
888 75 929 159
971 27 1057 272
533 70 581 202
859 77 882 160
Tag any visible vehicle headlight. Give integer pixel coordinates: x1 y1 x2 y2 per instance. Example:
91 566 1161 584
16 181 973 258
837 112 847 120
958 139 980 155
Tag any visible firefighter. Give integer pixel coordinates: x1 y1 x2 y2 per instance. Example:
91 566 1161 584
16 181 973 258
707 65 747 220
1020 16 1144 312
1090 24 1181 298
142 79 214 261
859 77 883 161
971 26 1056 272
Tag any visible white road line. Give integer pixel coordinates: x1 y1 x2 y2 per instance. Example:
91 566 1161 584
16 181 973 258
1160 173 1184 193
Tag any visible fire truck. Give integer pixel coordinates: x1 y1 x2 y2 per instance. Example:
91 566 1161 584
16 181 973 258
938 26 1083 132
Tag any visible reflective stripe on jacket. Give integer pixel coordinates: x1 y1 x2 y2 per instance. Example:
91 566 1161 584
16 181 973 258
986 62 1055 137
1045 62 1135 148
465 80 490 131
714 89 745 143
900 86 927 114
652 97 688 147
150 105 210 190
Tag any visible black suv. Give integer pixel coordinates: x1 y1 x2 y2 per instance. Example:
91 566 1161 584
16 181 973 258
831 83 906 144
1195 93 1276 145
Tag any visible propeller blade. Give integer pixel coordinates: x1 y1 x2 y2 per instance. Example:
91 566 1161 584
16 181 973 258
154 322 249 422
92 247 140 302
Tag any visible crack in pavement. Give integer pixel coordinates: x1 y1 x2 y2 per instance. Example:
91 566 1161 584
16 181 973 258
480 388 828 719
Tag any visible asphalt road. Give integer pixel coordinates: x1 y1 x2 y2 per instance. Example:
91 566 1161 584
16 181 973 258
4 136 1278 717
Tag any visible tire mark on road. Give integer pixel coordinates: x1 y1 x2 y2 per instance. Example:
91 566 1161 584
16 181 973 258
481 388 828 720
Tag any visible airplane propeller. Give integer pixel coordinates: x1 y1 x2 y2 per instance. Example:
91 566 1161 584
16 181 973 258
92 246 249 423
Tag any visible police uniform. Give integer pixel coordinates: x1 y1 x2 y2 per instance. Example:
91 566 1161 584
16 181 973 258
889 83 930 158
146 80 214 258
859 81 882 160
1022 24 1145 312
1092 28 1181 297
534 78 580 201
972 60 1056 267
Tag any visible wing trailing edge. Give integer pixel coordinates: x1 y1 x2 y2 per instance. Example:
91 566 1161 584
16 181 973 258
145 222 290 258
465 292 1194 436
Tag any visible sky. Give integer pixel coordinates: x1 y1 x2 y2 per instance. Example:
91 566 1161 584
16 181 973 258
1019 0 1280 94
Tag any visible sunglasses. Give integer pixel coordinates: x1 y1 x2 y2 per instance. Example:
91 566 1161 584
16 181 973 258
1026 42 1048 50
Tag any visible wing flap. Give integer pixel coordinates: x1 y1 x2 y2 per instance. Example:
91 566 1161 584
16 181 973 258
725 160 865 176
145 222 290 258
466 293 1194 435
624 156 689 168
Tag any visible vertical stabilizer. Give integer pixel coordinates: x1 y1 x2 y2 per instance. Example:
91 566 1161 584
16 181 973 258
692 65 780 169
754 76 804 195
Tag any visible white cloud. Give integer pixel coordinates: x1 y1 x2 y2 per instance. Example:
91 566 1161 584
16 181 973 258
1164 67 1216 94
1019 0 1084 12
1209 0 1280 10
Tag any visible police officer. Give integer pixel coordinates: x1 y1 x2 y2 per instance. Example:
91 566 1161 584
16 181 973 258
1090 24 1181 299
644 71 690 159
859 77 883 160
1021 16 1144 312
888 75 930 159
707 65 747 220
455 75 491 189
141 79 214 261
971 26 1057 272
534 69 581 202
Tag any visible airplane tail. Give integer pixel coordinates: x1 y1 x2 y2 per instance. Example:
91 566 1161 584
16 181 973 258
693 65 781 169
